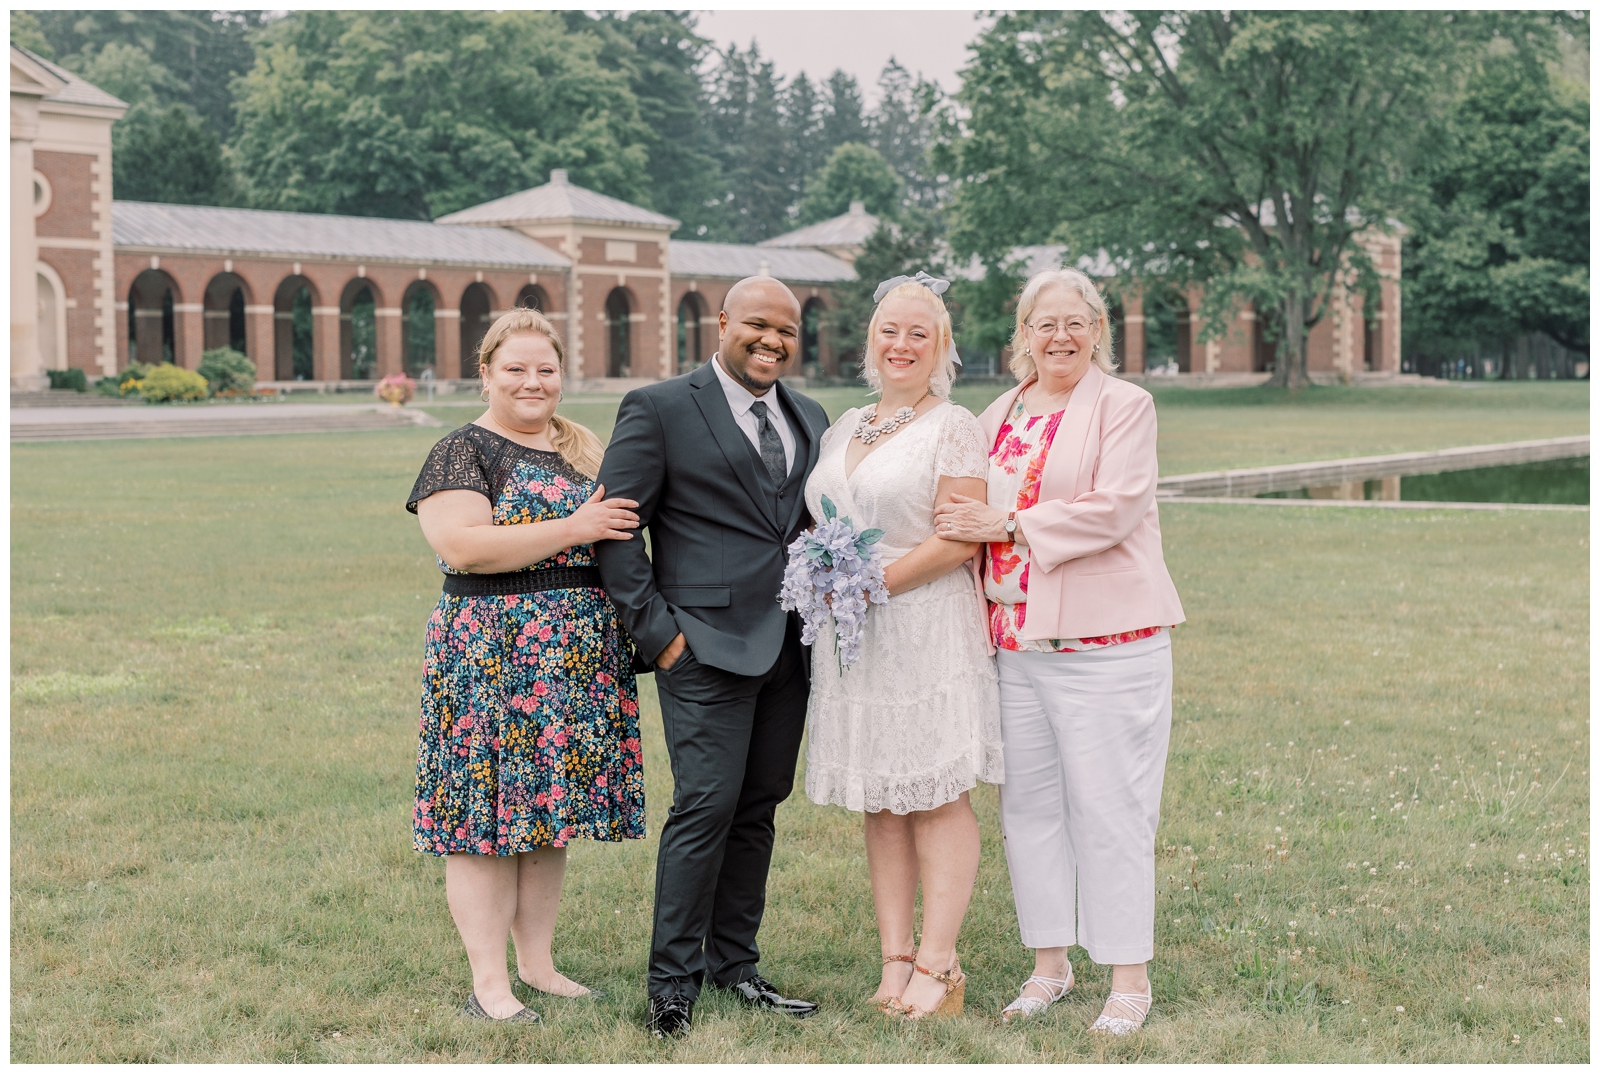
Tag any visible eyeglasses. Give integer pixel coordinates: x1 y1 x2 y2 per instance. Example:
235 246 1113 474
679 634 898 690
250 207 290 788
1027 318 1095 337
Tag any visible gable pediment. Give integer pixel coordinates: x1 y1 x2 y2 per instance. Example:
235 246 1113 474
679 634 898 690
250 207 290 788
11 47 65 99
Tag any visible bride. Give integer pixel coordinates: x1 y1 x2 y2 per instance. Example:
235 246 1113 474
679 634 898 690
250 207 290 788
803 274 1002 1020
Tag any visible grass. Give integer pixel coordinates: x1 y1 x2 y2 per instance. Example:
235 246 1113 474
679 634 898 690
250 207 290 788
10 396 1590 1061
410 379 1590 477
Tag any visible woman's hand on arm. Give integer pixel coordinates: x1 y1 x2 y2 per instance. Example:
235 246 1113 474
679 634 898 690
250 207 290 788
933 491 1020 544
415 485 638 574
882 476 986 597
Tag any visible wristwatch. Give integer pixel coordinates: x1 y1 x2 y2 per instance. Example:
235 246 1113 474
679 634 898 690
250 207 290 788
1003 511 1018 539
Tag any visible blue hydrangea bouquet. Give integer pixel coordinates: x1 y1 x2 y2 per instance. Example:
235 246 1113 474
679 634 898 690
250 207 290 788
779 495 890 670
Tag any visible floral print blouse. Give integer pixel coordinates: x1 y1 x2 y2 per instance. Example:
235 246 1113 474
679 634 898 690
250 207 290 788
984 393 1165 653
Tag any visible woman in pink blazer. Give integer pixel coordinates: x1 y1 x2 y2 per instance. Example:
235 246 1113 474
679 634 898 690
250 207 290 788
934 268 1183 1036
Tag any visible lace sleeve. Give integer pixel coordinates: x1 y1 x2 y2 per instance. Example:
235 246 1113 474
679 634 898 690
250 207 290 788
818 409 858 456
406 430 490 513
934 405 990 481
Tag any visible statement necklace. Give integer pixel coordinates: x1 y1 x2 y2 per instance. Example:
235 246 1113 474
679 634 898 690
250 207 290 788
854 393 930 445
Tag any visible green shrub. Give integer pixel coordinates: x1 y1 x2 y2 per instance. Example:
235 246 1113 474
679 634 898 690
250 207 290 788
98 362 150 396
138 364 209 403
46 368 88 392
197 347 256 396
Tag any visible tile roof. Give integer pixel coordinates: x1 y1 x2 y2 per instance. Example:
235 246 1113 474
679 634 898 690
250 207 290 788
758 202 880 249
14 46 127 110
952 245 1119 281
112 201 569 268
669 241 856 283
436 171 678 229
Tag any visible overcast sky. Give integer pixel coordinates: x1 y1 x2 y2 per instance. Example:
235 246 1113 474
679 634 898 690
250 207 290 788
693 10 990 104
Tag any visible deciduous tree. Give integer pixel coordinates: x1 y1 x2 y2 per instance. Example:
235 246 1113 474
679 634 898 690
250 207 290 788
946 11 1511 388
228 11 654 220
798 143 902 225
1405 40 1589 360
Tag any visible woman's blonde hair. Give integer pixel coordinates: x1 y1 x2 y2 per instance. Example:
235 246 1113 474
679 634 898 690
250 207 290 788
861 281 958 399
1009 268 1115 382
477 308 605 479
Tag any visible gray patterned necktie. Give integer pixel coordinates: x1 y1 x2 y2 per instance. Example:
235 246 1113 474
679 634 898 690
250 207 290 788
748 400 787 483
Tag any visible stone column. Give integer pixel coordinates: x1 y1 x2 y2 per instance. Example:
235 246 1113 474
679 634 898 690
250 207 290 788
245 304 275 381
434 307 461 379
1121 286 1146 374
175 302 204 369
375 306 403 377
312 306 341 382
11 98 43 389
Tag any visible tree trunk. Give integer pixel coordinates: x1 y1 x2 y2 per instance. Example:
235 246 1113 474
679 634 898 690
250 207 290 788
1271 292 1311 390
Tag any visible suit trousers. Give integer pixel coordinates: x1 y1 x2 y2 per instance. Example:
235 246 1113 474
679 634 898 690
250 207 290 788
996 631 1173 965
648 622 809 1000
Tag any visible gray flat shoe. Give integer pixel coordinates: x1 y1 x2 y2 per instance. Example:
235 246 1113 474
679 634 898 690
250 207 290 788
461 993 542 1023
518 977 606 1001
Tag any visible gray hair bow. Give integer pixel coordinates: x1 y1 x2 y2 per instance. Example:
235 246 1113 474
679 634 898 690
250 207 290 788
871 271 962 367
873 270 950 303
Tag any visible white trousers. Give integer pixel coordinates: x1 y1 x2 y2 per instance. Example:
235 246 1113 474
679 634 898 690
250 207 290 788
996 631 1172 965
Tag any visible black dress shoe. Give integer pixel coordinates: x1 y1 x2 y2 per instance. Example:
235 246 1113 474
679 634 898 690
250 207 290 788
721 974 820 1018
647 994 694 1039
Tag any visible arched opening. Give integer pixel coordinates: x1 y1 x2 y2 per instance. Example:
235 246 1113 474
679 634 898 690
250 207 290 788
36 270 63 371
1142 284 1185 374
459 283 496 371
677 292 706 375
605 287 634 378
273 275 317 380
128 269 181 367
203 272 251 353
340 279 379 380
516 284 548 311
402 281 439 377
1253 304 1279 374
800 296 826 377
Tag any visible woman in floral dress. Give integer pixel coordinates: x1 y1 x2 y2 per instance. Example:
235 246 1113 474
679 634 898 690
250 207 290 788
408 308 645 1022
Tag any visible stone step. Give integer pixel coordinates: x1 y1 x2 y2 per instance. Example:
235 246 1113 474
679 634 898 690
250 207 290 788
10 390 140 408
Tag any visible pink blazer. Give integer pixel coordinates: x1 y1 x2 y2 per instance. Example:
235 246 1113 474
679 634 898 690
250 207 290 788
976 365 1185 644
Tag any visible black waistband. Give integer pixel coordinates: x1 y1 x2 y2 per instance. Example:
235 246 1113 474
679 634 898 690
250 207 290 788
442 566 603 597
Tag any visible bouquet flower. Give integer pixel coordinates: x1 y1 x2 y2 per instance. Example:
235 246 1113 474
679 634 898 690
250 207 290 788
376 373 416 405
779 495 889 669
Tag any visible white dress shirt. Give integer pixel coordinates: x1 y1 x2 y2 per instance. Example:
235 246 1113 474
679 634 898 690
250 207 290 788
711 353 796 474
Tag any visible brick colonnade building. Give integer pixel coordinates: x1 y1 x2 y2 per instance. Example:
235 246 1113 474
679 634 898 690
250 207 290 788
102 169 859 391
10 45 1399 389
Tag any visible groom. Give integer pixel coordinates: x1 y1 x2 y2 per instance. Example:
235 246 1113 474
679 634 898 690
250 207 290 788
595 276 830 1039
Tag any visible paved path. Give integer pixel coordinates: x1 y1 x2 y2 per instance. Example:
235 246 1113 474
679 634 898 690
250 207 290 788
11 403 442 442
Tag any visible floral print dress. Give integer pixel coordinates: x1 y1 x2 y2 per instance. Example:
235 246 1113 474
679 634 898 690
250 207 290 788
406 423 644 855
984 394 1165 652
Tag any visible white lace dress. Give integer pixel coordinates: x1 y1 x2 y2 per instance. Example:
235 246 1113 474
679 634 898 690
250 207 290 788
802 401 1004 815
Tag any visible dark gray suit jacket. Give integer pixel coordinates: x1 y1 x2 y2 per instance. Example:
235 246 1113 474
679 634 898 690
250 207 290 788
595 359 831 677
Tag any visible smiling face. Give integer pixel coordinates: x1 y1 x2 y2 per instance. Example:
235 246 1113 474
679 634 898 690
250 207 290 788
1025 284 1102 387
870 293 941 397
717 277 801 394
482 332 562 431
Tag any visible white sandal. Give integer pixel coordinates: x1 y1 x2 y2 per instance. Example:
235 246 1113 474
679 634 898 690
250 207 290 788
1000 964 1074 1023
1089 987 1152 1036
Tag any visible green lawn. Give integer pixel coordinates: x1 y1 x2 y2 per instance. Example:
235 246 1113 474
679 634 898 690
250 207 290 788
412 379 1590 477
10 416 1588 1061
